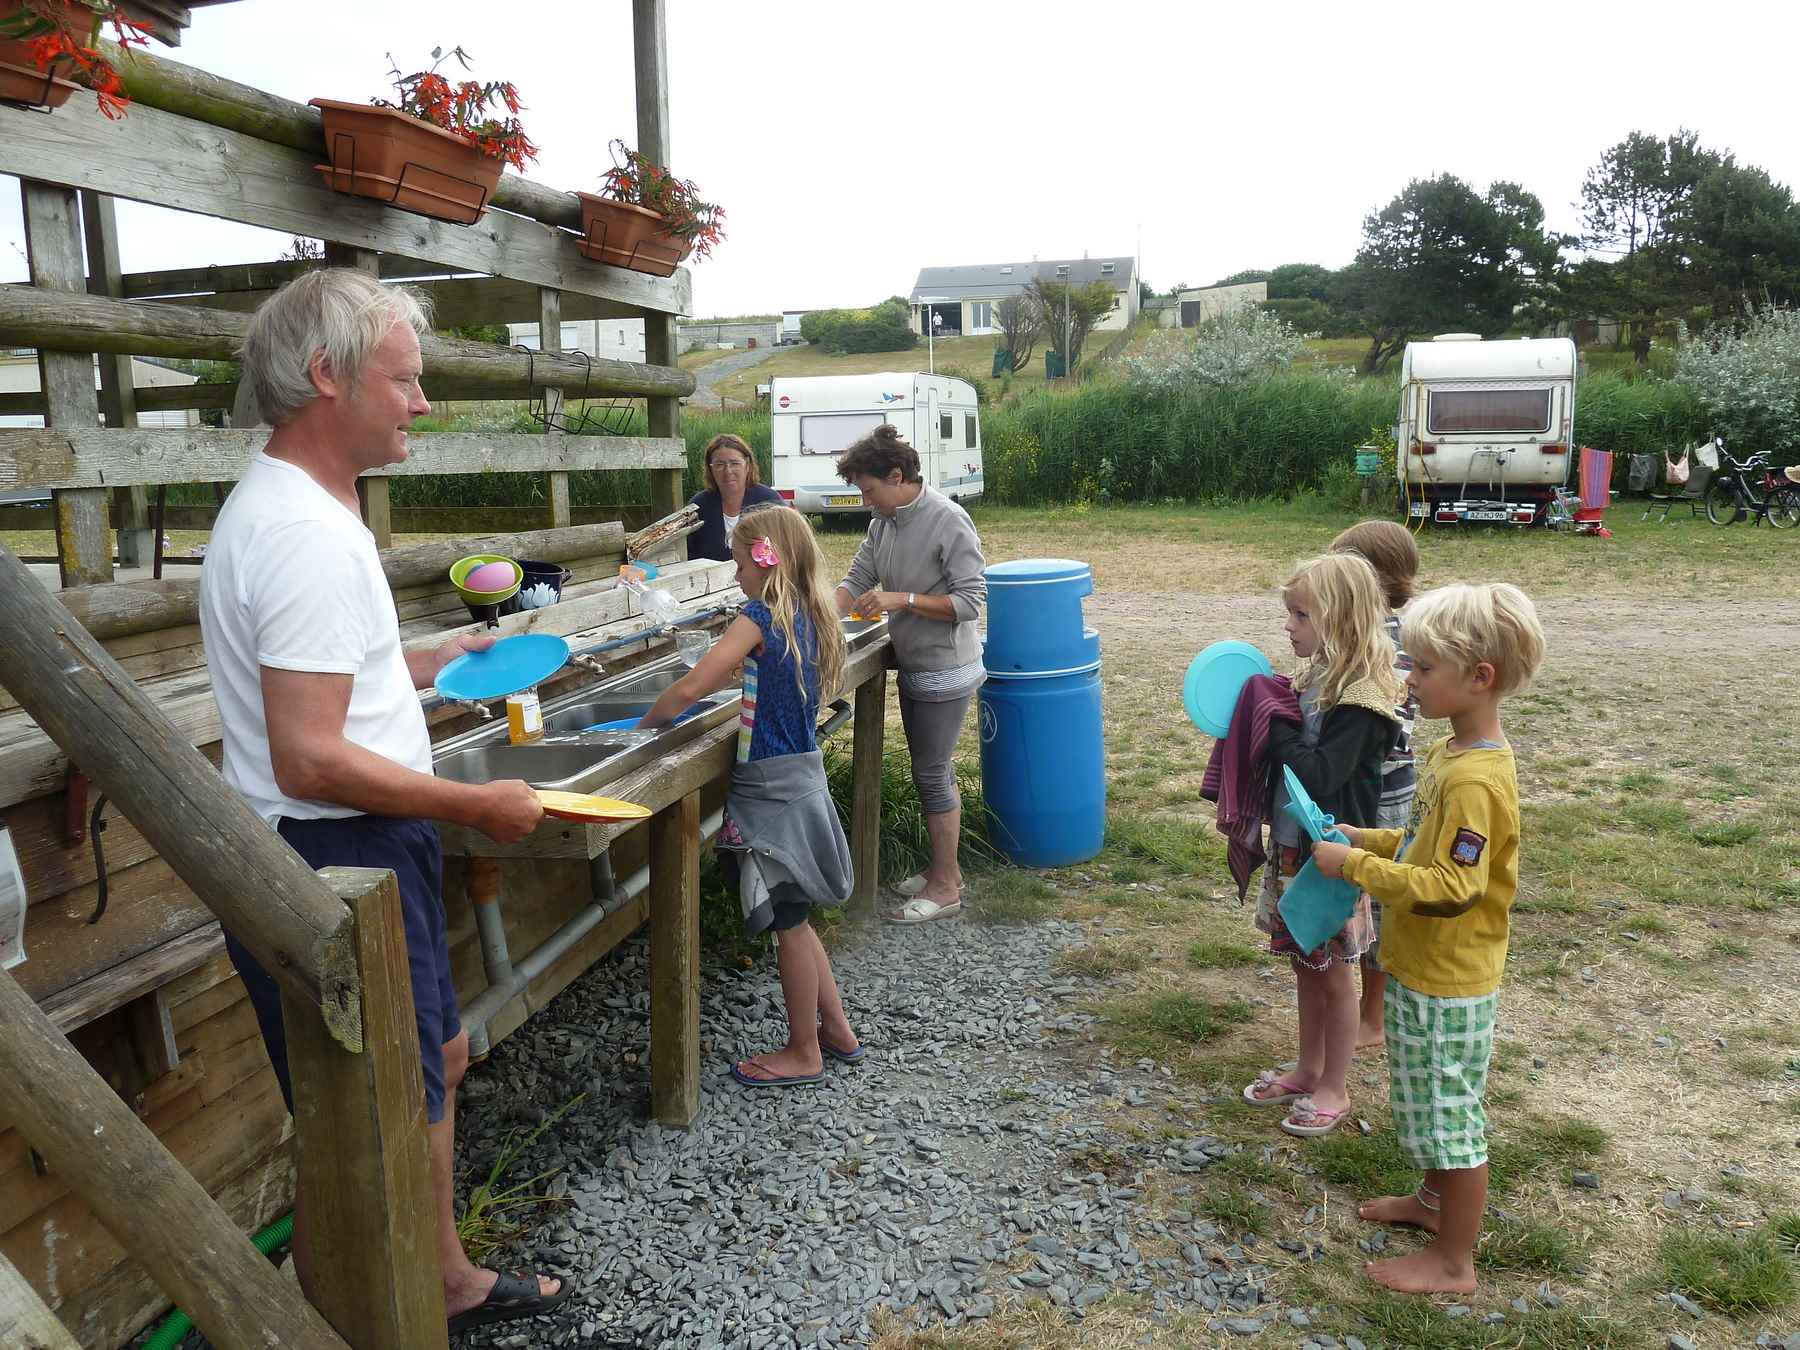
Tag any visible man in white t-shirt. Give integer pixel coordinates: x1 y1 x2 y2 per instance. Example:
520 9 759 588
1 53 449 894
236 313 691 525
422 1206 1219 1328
200 268 565 1334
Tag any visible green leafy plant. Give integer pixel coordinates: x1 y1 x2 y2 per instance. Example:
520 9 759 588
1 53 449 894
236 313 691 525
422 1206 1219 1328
455 1093 584 1265
1 0 149 117
380 46 538 169
601 139 725 261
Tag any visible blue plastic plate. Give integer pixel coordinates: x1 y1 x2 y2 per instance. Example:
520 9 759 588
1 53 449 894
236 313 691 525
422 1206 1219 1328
434 633 570 702
1182 641 1274 737
581 705 704 733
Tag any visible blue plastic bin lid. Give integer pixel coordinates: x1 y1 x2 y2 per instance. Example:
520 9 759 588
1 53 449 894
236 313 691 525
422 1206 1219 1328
1182 641 1274 738
985 558 1090 585
434 633 570 702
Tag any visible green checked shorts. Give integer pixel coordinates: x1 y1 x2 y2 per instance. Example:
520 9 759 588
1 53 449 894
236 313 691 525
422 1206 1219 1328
1385 982 1499 1171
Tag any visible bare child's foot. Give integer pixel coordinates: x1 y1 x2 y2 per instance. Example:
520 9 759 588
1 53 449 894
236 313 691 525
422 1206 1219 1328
1365 1246 1477 1295
1358 1192 1439 1233
1356 1022 1386 1051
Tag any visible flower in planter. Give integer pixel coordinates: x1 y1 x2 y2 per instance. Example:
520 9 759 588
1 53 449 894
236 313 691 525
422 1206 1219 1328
1 0 150 118
600 138 726 261
379 45 538 170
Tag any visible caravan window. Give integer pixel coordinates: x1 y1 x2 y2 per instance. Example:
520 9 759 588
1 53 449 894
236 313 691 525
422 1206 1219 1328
1427 389 1551 434
940 414 954 442
799 411 887 455
964 413 977 447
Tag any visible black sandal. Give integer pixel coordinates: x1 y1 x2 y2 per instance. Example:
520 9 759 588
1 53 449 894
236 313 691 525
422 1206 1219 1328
448 1269 571 1333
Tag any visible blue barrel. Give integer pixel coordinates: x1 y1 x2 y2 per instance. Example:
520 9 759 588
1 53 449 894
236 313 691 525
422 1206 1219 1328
984 558 1094 675
979 666 1105 867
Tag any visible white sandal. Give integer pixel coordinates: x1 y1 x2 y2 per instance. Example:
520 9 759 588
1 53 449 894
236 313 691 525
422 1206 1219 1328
884 895 963 924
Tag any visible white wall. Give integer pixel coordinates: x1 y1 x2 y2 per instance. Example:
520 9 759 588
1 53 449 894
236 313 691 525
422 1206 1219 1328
508 320 647 363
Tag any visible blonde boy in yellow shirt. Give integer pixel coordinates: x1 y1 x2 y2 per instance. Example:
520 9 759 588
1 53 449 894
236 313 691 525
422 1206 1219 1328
1313 582 1546 1296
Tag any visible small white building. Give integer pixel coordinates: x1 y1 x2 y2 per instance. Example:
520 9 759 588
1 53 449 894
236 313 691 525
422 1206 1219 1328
0 350 201 428
507 320 647 364
1169 281 1267 328
908 256 1140 339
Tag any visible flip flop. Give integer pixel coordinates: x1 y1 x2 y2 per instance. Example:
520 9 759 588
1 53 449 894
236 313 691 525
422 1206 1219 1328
1243 1069 1311 1106
730 1060 824 1088
884 896 962 925
820 1037 867 1065
1280 1097 1350 1138
447 1270 571 1333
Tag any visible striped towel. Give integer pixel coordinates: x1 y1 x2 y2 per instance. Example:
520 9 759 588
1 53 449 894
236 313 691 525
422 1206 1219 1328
1578 447 1613 516
1200 673 1303 901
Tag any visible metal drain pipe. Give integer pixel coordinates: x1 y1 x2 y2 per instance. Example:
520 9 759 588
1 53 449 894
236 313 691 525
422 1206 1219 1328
463 806 725 1059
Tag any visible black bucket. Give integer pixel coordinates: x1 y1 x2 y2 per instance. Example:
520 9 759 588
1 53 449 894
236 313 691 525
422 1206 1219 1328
515 559 574 607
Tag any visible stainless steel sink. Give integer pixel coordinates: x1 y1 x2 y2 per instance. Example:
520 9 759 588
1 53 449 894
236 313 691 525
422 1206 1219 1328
433 743 625 789
544 699 660 732
606 667 689 698
841 616 885 644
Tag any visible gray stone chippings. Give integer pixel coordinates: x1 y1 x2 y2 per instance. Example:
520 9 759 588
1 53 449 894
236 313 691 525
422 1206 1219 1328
432 916 1317 1349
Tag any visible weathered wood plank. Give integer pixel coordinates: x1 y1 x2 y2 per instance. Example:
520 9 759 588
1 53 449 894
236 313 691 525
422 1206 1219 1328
849 666 887 912
0 969 349 1350
82 193 157 571
0 96 693 315
128 272 650 329
0 542 363 1048
0 285 695 397
0 1247 80 1350
20 182 112 589
0 426 683 492
37 923 223 1034
284 868 445 1350
539 287 571 529
649 789 699 1127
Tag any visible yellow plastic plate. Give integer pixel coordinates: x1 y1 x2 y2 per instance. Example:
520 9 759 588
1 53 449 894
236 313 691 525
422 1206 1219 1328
535 791 653 824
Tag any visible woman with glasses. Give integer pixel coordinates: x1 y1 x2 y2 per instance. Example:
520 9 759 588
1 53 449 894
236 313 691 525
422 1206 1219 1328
688 433 783 562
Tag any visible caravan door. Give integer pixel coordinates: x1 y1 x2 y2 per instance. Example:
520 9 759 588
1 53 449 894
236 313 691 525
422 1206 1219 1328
922 387 941 489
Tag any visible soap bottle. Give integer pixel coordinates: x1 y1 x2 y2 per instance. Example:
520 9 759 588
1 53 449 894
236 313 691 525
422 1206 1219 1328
505 687 544 744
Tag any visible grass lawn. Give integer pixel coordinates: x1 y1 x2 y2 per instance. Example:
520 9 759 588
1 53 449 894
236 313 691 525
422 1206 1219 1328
820 502 1800 1350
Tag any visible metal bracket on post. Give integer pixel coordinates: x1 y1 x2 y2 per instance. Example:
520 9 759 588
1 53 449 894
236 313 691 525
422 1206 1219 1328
63 767 89 847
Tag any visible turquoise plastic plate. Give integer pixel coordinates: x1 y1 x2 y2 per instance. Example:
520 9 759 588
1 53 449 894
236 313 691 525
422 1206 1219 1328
1182 641 1274 737
582 705 704 732
435 634 570 702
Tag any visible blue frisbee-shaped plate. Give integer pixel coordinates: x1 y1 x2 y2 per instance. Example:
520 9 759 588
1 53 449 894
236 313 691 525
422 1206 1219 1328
582 705 705 733
435 633 570 702
1182 640 1275 738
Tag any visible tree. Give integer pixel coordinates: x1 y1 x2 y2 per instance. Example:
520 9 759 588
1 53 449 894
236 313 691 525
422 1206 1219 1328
1578 129 1716 257
1137 279 1154 308
1212 268 1271 287
994 292 1041 372
1265 263 1335 301
1340 174 1565 373
1029 277 1116 372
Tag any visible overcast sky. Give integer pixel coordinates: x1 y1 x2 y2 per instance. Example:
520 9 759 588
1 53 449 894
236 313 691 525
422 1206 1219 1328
4 0 1797 317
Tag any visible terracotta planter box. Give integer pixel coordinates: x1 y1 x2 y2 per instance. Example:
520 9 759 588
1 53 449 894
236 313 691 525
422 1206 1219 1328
0 0 82 109
573 193 690 277
309 98 505 226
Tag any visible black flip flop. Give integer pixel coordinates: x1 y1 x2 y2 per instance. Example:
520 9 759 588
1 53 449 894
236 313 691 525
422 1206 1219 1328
448 1270 571 1334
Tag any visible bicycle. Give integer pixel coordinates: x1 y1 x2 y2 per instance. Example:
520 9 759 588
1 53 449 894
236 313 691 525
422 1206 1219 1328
1703 439 1800 528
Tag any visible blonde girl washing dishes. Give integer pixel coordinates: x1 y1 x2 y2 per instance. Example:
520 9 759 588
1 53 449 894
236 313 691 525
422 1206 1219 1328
834 423 988 923
636 506 861 1087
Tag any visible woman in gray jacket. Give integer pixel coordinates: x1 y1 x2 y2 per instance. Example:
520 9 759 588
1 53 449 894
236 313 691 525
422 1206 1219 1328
834 424 987 923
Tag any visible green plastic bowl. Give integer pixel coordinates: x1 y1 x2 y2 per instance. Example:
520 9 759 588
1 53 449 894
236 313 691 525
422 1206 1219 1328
450 555 522 605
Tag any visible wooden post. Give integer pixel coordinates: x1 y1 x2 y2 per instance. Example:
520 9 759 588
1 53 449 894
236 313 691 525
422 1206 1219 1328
327 244 395 548
284 868 446 1350
0 1249 81 1350
649 789 700 1126
81 190 154 569
20 180 110 587
635 0 685 519
849 667 887 912
539 287 571 528
0 971 350 1350
0 540 364 1047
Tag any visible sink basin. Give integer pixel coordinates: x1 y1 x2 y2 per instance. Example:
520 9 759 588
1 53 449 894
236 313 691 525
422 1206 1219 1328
433 743 622 789
841 617 885 643
544 694 725 734
606 667 690 698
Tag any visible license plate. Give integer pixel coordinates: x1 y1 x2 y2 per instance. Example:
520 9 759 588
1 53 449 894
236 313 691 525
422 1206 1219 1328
1408 502 1427 517
826 495 862 507
1466 510 1508 521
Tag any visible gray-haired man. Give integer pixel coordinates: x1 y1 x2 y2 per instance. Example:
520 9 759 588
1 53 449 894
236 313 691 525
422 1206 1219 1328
200 268 565 1332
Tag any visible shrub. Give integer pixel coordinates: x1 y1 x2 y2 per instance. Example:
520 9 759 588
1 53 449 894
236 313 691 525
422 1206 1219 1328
1675 305 1800 458
1123 307 1313 394
800 297 919 354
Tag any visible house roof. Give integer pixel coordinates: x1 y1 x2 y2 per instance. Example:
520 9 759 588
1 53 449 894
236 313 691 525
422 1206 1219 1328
910 257 1135 303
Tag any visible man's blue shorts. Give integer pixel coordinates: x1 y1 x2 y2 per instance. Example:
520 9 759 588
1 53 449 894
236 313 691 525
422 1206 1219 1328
225 814 461 1123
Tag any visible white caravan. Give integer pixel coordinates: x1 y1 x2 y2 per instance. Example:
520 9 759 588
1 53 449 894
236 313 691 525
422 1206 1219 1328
769 372 984 514
1397 335 1577 525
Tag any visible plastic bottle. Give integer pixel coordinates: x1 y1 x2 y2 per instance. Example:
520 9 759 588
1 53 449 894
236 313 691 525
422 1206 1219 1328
505 688 544 744
619 564 681 629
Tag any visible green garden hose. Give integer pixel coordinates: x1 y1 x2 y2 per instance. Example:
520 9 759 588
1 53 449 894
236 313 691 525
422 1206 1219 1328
141 1212 293 1350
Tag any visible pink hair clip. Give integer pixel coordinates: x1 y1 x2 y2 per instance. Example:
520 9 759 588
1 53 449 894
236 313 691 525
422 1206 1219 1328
750 536 780 568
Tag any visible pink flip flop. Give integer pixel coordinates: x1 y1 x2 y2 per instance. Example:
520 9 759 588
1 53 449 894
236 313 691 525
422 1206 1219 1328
1280 1096 1349 1137
1243 1069 1311 1106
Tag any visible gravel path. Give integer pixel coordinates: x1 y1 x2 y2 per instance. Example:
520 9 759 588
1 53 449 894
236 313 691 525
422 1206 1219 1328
690 346 782 407
455 917 1295 1349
